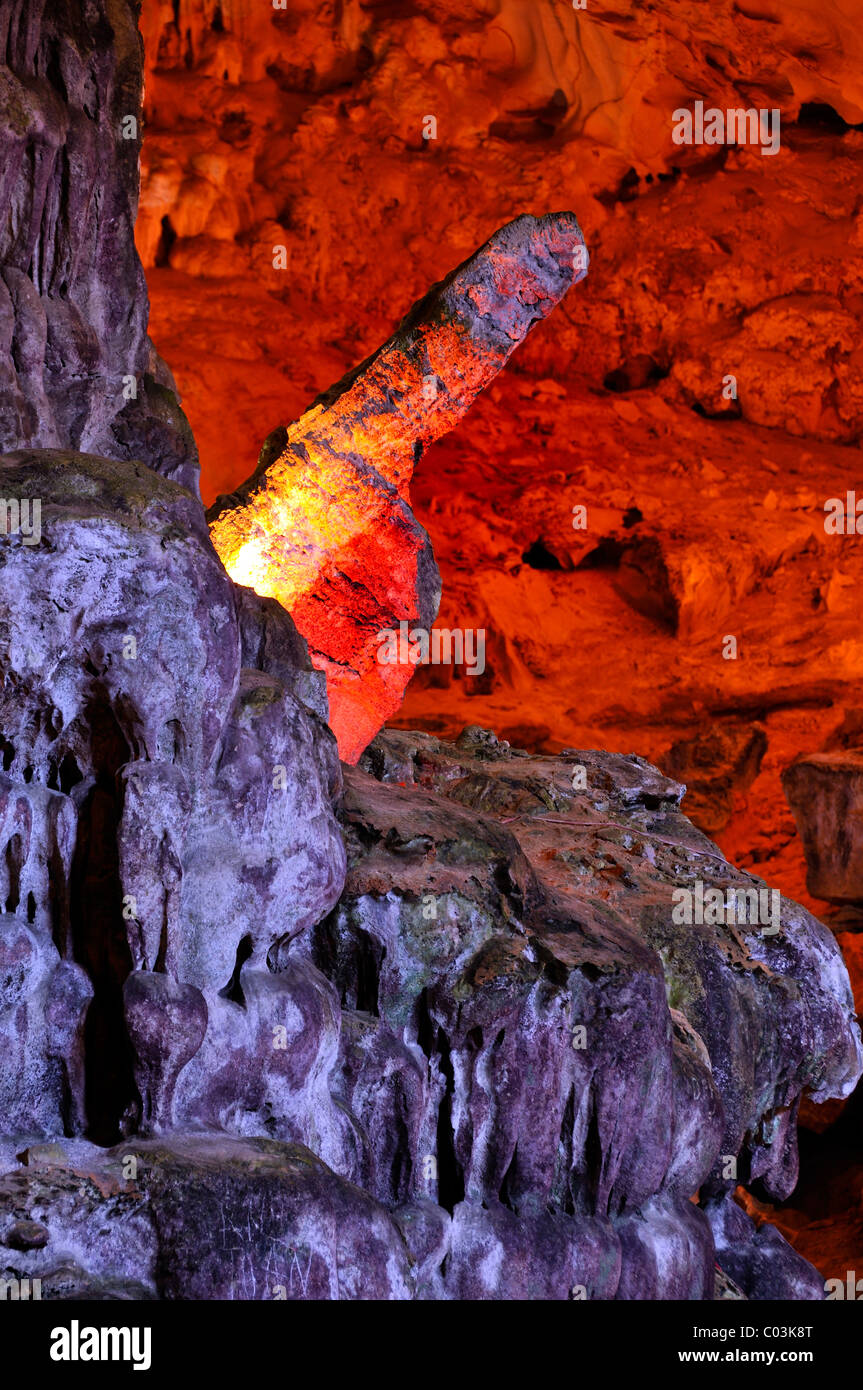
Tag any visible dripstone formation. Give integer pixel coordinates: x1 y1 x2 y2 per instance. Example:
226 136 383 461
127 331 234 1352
0 0 197 491
208 210 588 763
0 1 859 1300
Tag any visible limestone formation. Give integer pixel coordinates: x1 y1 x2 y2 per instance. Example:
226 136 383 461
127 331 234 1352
208 211 589 763
136 0 863 945
2 725 858 1299
784 753 863 905
0 0 859 1305
0 0 197 489
0 448 344 1144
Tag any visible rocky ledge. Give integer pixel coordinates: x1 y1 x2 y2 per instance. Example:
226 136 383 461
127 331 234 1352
2 707 858 1299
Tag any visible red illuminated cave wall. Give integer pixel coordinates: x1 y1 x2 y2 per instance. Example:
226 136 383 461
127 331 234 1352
138 0 863 924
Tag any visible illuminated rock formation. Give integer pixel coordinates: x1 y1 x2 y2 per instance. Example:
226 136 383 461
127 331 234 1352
208 212 588 762
137 0 863 927
1 0 861 1303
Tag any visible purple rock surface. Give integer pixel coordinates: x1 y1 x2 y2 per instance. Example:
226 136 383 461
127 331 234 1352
0 0 197 490
0 0 860 1305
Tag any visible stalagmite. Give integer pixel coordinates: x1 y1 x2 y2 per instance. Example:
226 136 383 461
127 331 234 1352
208 213 589 762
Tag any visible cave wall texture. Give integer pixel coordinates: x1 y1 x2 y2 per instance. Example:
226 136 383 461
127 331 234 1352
136 3 863 1275
0 0 199 489
0 0 862 1301
137 0 863 909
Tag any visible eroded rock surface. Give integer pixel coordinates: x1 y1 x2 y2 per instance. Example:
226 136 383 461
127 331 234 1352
1 724 858 1299
296 727 860 1297
784 753 863 905
0 0 858 1303
0 0 196 488
0 449 344 1146
0 1136 412 1300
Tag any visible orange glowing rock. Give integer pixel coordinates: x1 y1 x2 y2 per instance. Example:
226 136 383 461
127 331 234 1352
208 212 588 762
